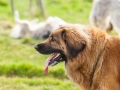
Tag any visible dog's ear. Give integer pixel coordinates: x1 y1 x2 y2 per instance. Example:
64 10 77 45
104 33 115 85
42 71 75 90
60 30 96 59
66 41 85 58
61 29 66 40
61 29 86 58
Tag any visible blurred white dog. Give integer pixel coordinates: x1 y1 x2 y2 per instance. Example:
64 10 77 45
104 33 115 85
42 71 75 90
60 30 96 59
89 0 120 36
10 10 67 39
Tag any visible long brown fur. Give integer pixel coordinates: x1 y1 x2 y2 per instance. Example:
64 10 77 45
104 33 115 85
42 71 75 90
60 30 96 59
35 24 120 90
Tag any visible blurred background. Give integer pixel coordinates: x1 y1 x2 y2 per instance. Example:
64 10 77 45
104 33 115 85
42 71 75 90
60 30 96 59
0 0 117 90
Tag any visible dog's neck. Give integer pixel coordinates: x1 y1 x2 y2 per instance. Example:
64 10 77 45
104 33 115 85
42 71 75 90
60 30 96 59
65 47 105 90
65 31 107 90
89 47 105 87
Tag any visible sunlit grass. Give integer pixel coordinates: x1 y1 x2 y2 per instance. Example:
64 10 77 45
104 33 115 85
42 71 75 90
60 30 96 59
0 76 78 90
45 0 92 24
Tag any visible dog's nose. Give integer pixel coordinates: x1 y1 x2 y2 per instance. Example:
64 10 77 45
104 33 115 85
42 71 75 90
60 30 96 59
34 44 39 50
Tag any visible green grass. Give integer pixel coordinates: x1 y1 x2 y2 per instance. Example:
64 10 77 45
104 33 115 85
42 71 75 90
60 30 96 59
45 0 92 23
0 0 92 23
0 0 118 90
0 76 78 90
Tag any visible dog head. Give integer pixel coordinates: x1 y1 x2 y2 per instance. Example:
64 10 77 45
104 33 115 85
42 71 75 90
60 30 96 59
34 24 91 73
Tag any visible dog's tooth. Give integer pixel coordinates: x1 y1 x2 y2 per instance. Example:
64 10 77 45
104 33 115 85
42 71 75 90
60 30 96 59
50 61 58 66
53 53 60 59
56 53 60 57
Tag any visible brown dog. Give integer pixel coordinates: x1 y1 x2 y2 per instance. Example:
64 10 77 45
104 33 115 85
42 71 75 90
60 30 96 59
34 24 120 90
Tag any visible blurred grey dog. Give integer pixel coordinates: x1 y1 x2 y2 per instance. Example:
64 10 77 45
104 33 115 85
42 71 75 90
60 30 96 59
89 0 120 36
10 10 66 39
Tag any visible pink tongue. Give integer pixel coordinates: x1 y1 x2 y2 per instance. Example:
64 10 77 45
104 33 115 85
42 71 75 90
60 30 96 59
44 53 58 74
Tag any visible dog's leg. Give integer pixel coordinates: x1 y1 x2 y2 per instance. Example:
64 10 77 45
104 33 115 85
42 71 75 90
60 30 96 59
105 15 113 31
110 13 120 36
14 10 20 23
89 12 97 27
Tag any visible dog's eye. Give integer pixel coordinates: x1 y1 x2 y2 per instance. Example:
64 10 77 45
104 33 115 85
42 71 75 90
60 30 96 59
51 37 55 42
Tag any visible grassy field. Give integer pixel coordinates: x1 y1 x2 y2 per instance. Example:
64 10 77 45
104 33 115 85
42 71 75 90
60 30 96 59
0 76 79 90
0 0 118 90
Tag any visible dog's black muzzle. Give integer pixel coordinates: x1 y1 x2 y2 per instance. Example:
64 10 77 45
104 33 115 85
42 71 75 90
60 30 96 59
34 44 62 54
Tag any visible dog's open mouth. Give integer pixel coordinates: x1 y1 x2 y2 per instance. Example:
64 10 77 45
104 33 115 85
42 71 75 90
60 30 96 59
44 53 65 74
